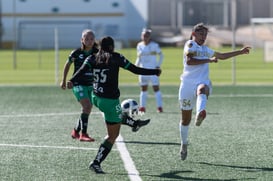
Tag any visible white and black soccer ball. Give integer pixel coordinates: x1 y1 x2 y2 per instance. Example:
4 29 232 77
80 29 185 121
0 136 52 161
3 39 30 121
121 99 139 117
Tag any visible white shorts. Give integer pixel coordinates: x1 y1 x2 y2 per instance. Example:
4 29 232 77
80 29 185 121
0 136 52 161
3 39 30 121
178 79 212 110
139 75 159 86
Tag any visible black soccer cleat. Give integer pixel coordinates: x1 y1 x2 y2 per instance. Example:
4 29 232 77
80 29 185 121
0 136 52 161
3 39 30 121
132 119 150 132
89 162 105 174
180 144 188 161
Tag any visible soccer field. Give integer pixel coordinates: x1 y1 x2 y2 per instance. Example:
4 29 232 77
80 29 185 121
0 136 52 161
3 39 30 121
0 85 273 180
1 47 273 85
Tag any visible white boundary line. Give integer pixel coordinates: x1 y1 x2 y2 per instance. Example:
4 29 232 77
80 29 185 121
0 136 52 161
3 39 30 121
211 94 273 98
0 143 118 151
0 111 102 118
3 93 270 180
116 135 142 181
1 94 272 119
98 110 141 180
0 111 140 180
120 94 273 98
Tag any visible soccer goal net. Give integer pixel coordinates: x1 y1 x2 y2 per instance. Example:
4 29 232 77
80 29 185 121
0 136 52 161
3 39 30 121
18 21 91 49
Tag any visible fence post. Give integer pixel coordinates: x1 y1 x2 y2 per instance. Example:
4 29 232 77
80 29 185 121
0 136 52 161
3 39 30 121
54 27 59 85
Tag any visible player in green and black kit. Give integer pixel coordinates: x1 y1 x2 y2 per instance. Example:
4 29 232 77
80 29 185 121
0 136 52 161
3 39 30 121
60 29 98 142
68 36 161 174
62 30 150 143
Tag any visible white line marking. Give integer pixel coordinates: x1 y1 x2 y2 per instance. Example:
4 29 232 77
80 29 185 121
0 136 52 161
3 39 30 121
98 112 141 180
116 135 142 181
120 94 273 98
0 143 118 151
0 111 140 180
0 111 102 118
211 94 273 98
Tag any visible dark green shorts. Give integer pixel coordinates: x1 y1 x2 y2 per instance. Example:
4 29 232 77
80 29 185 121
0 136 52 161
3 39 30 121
91 93 122 123
72 85 93 103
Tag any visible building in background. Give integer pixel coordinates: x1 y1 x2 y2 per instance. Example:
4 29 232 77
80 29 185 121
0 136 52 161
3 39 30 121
0 0 272 49
148 0 273 46
0 0 148 49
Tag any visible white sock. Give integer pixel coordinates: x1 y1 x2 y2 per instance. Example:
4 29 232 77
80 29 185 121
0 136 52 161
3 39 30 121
196 94 207 113
154 91 162 107
179 123 189 145
140 91 147 107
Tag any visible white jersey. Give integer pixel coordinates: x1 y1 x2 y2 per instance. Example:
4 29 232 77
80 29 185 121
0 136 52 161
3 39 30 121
180 40 214 83
135 41 163 69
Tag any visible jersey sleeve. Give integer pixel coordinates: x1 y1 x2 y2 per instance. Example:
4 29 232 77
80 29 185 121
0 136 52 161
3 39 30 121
155 43 163 67
115 53 131 69
68 49 78 63
136 43 142 56
155 43 162 54
135 43 142 65
184 40 197 57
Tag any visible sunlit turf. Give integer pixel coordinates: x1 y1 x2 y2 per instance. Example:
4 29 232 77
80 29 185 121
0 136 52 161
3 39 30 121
0 85 273 180
1 47 272 85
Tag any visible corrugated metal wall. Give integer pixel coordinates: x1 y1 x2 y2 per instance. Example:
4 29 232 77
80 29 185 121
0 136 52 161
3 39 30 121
149 0 273 28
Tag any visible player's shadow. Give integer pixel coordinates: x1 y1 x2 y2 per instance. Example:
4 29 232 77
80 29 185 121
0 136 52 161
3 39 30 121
199 162 273 172
139 170 251 181
113 161 257 180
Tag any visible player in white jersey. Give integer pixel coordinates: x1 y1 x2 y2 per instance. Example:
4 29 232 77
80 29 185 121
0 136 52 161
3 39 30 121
135 28 164 113
178 23 251 160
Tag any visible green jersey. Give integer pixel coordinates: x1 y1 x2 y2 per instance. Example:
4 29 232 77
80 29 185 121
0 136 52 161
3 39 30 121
70 52 159 99
68 47 98 86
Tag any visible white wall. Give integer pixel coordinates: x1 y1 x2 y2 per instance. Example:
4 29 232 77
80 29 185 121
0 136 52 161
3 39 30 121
123 0 148 43
1 0 147 49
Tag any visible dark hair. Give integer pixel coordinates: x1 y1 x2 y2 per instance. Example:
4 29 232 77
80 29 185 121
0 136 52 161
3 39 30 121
100 36 114 52
95 36 115 65
190 23 209 40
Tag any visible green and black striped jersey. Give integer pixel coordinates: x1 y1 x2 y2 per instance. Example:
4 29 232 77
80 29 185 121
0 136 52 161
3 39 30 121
70 52 159 99
68 47 98 86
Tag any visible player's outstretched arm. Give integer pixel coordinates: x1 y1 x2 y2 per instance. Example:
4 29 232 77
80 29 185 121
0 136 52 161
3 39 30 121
127 63 161 76
186 55 218 65
215 46 251 60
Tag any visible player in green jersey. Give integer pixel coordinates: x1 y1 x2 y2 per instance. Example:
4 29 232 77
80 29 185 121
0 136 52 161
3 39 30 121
68 36 161 174
60 29 98 142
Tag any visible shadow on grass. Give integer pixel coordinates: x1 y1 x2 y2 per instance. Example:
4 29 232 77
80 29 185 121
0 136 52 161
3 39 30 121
112 163 256 180
199 162 273 172
141 170 245 181
114 170 254 181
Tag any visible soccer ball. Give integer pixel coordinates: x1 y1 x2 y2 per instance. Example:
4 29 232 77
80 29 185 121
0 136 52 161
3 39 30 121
121 99 139 117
